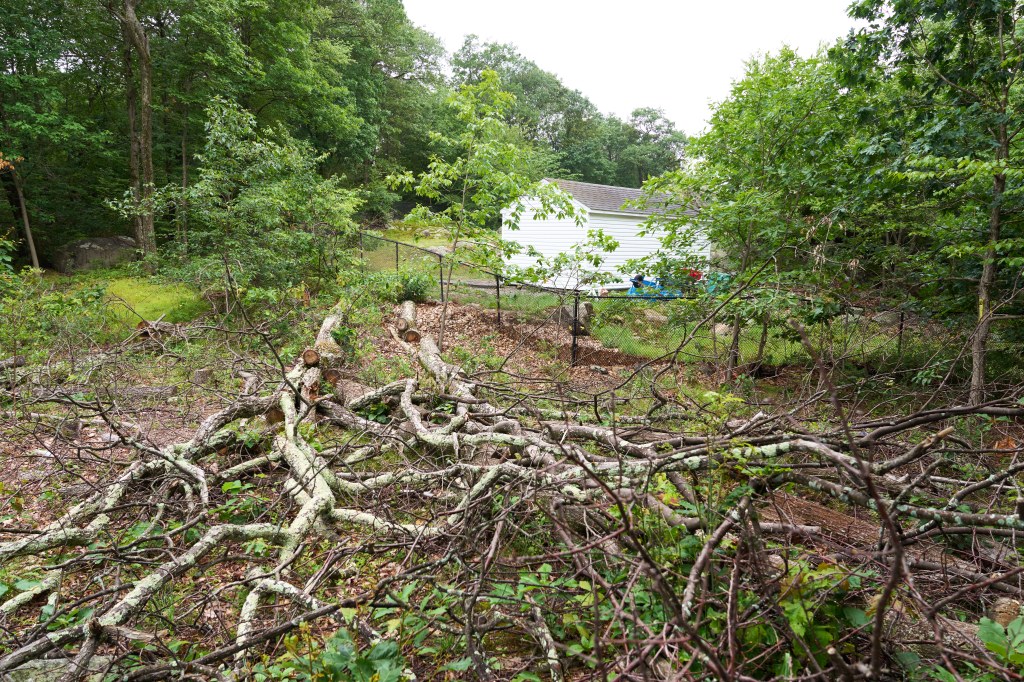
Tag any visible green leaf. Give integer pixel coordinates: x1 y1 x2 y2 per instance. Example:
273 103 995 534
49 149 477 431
978 617 1009 659
928 665 958 682
1006 617 1024 663
894 651 920 671
221 480 243 493
443 657 475 672
843 606 870 627
782 599 811 638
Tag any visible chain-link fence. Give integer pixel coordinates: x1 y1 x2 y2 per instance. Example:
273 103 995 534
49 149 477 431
445 282 919 374
358 232 1022 384
360 232 448 300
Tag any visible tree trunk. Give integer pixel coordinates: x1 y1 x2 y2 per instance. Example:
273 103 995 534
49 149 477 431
396 301 421 343
119 0 156 257
971 176 1002 405
2 172 37 268
179 106 188 253
121 25 143 247
754 315 770 367
970 123 1008 406
11 172 39 269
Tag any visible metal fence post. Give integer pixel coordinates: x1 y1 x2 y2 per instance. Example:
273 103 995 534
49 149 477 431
395 242 399 271
495 274 502 324
359 231 364 264
571 292 580 367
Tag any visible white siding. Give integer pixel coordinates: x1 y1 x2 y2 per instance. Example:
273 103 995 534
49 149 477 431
501 200 709 289
501 198 588 287
585 212 662 287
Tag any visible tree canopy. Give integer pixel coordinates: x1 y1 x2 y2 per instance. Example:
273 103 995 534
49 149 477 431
0 6 687 268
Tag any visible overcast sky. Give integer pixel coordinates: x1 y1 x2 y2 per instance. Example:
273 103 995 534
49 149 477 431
402 0 862 135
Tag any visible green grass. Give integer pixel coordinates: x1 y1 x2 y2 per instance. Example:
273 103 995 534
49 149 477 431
382 226 450 248
105 278 208 324
366 226 504 285
362 237 443 273
592 321 843 364
448 285 564 317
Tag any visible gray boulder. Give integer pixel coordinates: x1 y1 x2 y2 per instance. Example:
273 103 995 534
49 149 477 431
55 236 138 273
643 309 668 327
872 310 904 327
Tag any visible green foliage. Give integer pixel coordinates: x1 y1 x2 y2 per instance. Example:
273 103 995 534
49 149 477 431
642 48 861 290
978 616 1024 670
254 628 406 682
143 99 360 293
0 1 115 257
359 402 391 424
0 270 124 360
389 71 577 276
0 236 14 273
365 268 433 304
330 326 358 359
451 37 685 186
214 479 261 523
839 0 1024 395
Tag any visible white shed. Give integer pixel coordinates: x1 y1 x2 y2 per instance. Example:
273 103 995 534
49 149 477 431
500 178 705 289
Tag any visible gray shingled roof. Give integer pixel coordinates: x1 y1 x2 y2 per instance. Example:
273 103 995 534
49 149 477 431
546 178 696 217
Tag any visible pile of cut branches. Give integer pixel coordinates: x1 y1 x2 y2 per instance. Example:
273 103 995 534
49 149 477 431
2 302 1024 681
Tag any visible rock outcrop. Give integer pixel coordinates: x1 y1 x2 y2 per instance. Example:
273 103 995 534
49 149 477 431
55 236 138 273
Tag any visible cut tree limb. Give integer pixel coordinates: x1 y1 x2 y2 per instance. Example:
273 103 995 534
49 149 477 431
0 355 27 370
396 300 421 343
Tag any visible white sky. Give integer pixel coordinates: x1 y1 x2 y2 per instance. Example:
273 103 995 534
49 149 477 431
402 0 862 135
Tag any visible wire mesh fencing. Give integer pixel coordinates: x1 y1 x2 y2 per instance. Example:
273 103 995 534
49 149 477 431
360 231 448 300
356 231 1021 384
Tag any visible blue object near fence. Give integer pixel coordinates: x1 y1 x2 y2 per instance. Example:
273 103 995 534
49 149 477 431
627 276 682 299
626 272 733 298
703 272 732 295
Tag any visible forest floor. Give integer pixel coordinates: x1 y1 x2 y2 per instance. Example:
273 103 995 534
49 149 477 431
3 281 1024 681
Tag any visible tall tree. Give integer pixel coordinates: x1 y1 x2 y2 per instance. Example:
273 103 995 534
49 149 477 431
110 0 157 256
321 0 445 213
617 108 686 186
847 0 1024 404
0 0 108 265
451 36 687 187
389 70 574 349
641 49 862 370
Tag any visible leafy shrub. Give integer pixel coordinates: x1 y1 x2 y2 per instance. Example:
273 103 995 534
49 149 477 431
254 628 406 682
0 236 14 273
365 268 433 303
0 270 123 361
123 98 361 294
